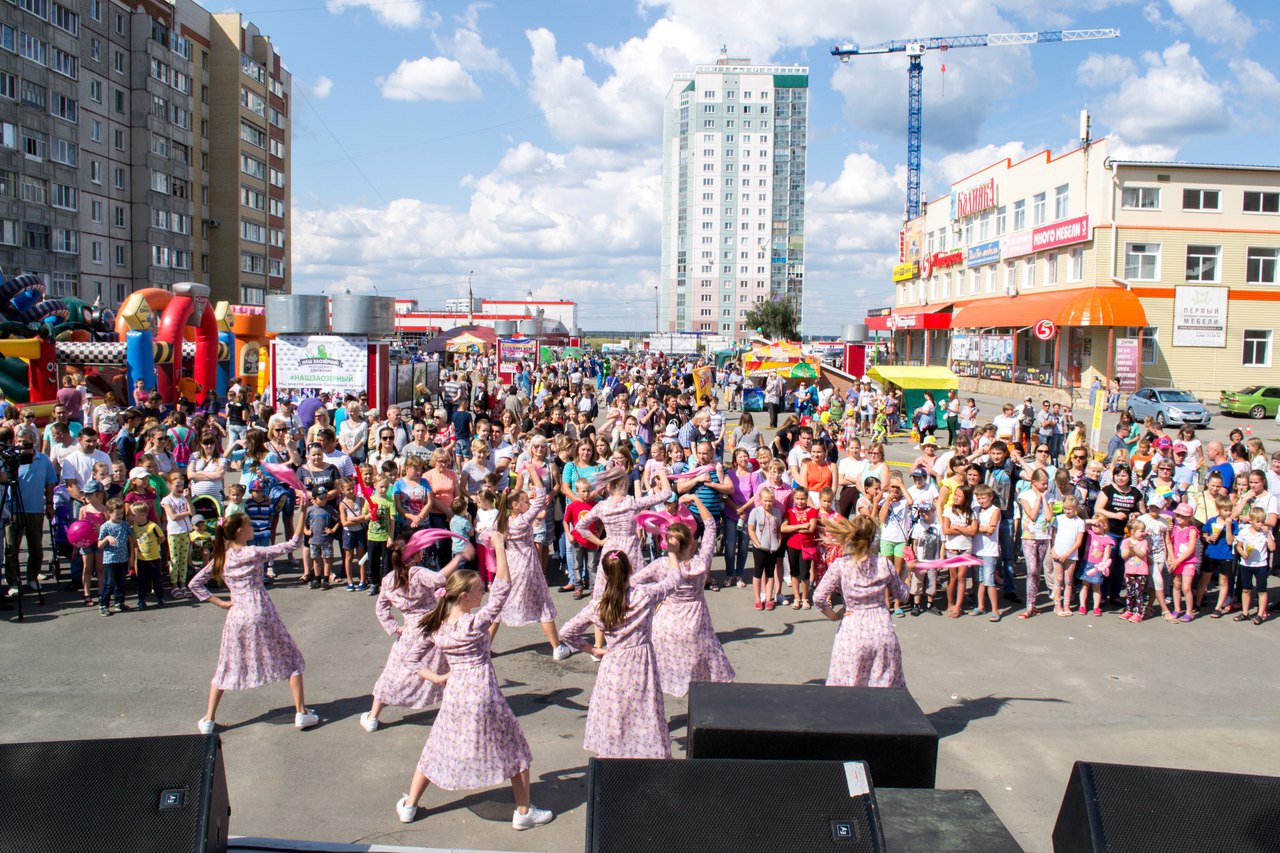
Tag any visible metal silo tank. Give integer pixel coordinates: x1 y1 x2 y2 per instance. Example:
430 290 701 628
329 295 397 337
266 295 330 334
493 320 517 337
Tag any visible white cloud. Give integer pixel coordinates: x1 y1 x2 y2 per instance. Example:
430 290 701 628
431 2 516 81
324 0 430 29
379 57 482 102
1077 53 1137 88
931 142 1032 187
305 76 333 100
1166 0 1255 47
1106 135 1180 161
1143 1 1184 32
1092 43 1227 145
1231 58 1280 104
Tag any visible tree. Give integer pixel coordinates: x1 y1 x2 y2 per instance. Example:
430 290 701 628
743 297 799 341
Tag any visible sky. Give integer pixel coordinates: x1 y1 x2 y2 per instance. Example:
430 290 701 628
238 0 1280 334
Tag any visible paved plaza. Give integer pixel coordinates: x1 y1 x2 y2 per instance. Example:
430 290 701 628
5 393 1280 852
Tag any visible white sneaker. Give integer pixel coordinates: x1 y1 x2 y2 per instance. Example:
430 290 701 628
4 587 17 598
512 804 553 830
552 643 572 661
359 712 379 732
197 718 215 734
294 709 319 730
395 795 417 823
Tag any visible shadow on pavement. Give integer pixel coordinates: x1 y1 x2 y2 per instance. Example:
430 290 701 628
927 694 1068 738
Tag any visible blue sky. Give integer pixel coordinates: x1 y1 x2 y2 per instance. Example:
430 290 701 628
242 0 1280 333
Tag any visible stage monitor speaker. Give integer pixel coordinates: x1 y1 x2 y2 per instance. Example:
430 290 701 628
0 733 230 853
1053 760 1280 852
586 757 885 853
687 682 939 788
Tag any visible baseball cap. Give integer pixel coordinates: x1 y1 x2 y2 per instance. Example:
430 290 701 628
83 479 104 493
192 514 207 525
1154 436 1172 451
1173 442 1188 453
1174 503 1195 518
911 466 929 478
128 467 150 480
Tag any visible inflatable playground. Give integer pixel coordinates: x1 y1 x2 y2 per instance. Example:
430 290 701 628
0 270 271 414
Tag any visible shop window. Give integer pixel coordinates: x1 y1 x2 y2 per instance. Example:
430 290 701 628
1126 326 1160 365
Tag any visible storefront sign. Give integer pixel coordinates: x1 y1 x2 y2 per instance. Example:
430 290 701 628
275 334 368 392
1030 215 1091 253
1033 319 1056 341
966 240 1000 268
1004 230 1033 258
1172 285 1227 347
903 218 925 264
951 178 997 220
892 261 919 282
924 250 964 277
951 332 1013 381
1115 338 1140 392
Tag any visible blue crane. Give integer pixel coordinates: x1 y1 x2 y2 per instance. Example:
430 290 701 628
831 29 1120 220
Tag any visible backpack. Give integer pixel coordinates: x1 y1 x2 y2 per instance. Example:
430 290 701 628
169 427 193 465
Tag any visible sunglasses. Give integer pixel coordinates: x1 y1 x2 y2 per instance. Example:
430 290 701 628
21 413 34 419
1036 448 1049 454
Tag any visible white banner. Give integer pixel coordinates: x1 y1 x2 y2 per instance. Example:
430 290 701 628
275 334 368 392
1172 286 1227 347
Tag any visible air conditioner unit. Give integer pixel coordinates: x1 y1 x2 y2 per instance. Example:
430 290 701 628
205 218 221 228
1005 283 1017 297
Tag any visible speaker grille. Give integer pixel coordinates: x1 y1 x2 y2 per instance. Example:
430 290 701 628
587 758 884 853
0 735 224 853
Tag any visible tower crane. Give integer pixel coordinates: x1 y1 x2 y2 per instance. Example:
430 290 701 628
831 29 1120 220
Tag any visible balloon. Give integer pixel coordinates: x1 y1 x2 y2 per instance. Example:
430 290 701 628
67 520 99 548
262 462 306 493
403 528 468 563
636 512 670 537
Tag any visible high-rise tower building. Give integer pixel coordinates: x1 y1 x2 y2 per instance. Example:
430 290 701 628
659 54 807 338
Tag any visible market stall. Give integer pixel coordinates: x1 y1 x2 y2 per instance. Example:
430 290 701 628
740 341 822 411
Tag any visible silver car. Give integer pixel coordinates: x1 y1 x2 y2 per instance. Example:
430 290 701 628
1125 387 1211 428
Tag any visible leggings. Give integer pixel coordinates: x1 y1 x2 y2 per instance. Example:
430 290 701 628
752 546 781 579
168 532 191 586
786 546 812 584
1124 574 1150 616
366 538 391 587
1021 538 1050 609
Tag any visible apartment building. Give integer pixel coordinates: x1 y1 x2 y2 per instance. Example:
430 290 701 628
659 53 807 340
870 136 1280 396
0 0 288 311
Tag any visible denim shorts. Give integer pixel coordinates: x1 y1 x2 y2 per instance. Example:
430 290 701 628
979 556 998 587
310 541 333 558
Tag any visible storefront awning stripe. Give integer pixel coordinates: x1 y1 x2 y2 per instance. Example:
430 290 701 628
950 286 1146 329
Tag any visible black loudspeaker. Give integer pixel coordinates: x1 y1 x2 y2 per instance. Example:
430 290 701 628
586 757 886 852
877 789 1023 852
0 734 230 853
1053 761 1280 852
687 681 939 788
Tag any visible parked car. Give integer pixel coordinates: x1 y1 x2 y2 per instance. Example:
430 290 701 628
1125 387 1211 428
1220 385 1280 420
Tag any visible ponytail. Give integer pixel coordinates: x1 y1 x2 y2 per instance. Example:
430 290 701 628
388 540 411 591
417 570 480 636
209 515 251 584
496 491 514 534
598 550 633 631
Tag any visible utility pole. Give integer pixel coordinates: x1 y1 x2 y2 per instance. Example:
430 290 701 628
654 285 659 333
467 270 474 326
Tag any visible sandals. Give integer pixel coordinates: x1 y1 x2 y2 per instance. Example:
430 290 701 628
1254 614 1267 626
1209 609 1225 619
1017 609 1037 620
1233 612 1251 622
1163 612 1178 623
988 614 1001 623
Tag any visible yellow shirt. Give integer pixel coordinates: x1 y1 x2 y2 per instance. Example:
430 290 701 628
131 521 164 562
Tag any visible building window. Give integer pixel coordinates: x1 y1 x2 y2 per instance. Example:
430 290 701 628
1247 248 1279 284
1022 259 1034 291
986 267 998 293
1121 186 1160 209
1244 191 1280 214
1045 253 1058 286
0 219 17 245
1243 329 1272 368
240 286 265 306
978 210 991 241
1185 245 1220 282
23 222 50 250
1032 192 1047 226
1054 184 1069 220
91 240 102 262
1012 199 1026 231
1068 247 1084 282
1124 243 1160 280
1182 188 1220 211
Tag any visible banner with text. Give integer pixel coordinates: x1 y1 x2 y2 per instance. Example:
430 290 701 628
275 335 368 393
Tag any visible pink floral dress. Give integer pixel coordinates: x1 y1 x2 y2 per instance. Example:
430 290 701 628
417 579 533 790
560 565 692 758
372 566 449 709
497 489 557 626
580 490 672 600
633 518 735 697
812 554 911 688
189 535 306 691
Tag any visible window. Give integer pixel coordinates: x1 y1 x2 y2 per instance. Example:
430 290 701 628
51 3 76 33
51 46 76 78
1185 245 1220 282
1022 259 1034 291
1243 329 1272 368
0 170 12 198
20 79 45 109
241 219 266 243
1247 247 1278 284
91 240 103 262
114 245 125 266
1244 191 1280 214
52 227 77 253
240 154 265 179
50 272 76 296
1068 247 1084 282
112 167 124 189
1054 184 1069 220
150 172 170 193
152 209 169 230
268 258 284 278
20 175 45 203
1182 188 1220 211
1124 243 1160 280
50 137 76 165
90 200 102 222
89 0 99 20
986 266 997 293
240 86 265 116
1012 199 1026 231
0 72 11 100
1121 186 1160 209
19 32 47 65
113 50 124 74
240 186 265 211
978 210 990 241
112 128 123 150
89 119 100 142
0 24 11 52
113 206 124 227
23 222 50 250
50 92 76 122
0 219 17 245
1045 253 1058 286
240 286 265 306
1032 192 1047 226
89 38 99 61
51 182 76 210
89 80 100 102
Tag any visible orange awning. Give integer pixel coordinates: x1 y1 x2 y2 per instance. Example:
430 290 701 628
950 286 1147 329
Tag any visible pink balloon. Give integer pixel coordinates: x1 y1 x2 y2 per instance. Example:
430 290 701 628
262 462 306 493
67 520 99 548
636 512 670 537
403 528 468 562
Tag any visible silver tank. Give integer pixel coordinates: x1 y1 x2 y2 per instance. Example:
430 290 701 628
493 320 517 337
517 318 538 336
266 295 330 334
330 295 396 337
843 322 867 341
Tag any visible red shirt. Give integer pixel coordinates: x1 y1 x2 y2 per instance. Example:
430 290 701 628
785 506 819 550
565 499 602 550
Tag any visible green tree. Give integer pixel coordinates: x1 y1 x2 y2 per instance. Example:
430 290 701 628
743 297 799 341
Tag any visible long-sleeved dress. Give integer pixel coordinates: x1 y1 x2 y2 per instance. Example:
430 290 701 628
372 566 449 709
560 565 689 759
417 579 533 790
497 489 557 626
633 518 735 697
189 535 306 691
580 490 672 600
812 554 911 688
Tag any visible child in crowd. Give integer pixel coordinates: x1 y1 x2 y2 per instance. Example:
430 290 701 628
161 472 195 598
969 484 1001 621
78 479 107 606
366 474 396 595
1079 515 1113 616
123 466 158 525
812 487 839 589
307 494 340 589
449 496 473 573
130 500 166 609
1120 518 1150 623
1201 497 1237 618
1168 504 1199 622
108 461 127 499
473 488 499 586
96 499 131 615
781 488 818 610
224 483 247 518
747 486 783 611
245 480 276 583
1050 496 1085 617
564 478 599 600
1234 505 1274 625
339 479 370 591
1141 501 1175 622
878 473 911 615
939 485 975 618
908 467 941 617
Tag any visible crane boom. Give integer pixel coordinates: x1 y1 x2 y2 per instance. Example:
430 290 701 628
831 28 1119 219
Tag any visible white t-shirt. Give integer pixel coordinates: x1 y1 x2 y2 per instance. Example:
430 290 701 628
1142 514 1168 561
993 415 1019 441
943 506 973 552
907 484 939 539
1238 526 1270 567
837 457 867 490
881 497 911 544
60 448 111 491
1052 514 1086 558
974 505 1001 557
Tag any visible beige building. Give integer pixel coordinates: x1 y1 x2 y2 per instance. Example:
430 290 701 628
870 137 1280 398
